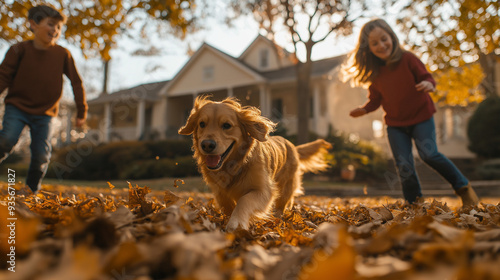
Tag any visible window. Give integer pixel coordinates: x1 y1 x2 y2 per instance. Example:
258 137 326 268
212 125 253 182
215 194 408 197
271 98 283 120
260 49 269 68
184 109 191 123
310 97 314 118
203 66 214 82
453 114 463 138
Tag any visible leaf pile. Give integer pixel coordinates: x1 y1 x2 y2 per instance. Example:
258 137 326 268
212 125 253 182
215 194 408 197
1 181 499 280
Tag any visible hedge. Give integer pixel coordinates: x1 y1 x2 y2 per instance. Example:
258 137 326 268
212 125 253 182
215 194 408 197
46 139 199 180
467 96 500 158
19 130 387 182
274 128 389 181
324 131 389 180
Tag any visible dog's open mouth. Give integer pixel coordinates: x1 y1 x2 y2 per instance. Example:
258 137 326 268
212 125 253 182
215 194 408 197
205 141 235 170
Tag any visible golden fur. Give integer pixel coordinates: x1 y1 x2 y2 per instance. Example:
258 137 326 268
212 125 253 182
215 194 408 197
179 96 331 231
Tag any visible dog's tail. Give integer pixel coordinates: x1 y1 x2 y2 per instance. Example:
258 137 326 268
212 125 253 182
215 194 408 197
296 139 332 174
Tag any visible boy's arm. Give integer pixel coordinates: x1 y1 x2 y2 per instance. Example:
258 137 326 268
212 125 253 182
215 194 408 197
63 50 88 121
0 45 22 93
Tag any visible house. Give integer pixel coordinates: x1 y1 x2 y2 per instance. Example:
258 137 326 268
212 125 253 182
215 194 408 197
85 35 480 158
87 80 169 142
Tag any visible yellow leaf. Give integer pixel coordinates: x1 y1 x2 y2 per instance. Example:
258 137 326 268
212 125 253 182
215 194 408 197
164 190 181 207
103 241 142 274
72 245 101 278
300 228 356 280
128 182 151 209
174 179 185 188
15 217 39 254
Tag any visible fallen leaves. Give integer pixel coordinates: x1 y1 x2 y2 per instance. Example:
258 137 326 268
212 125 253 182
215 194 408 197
300 227 356 280
0 181 499 280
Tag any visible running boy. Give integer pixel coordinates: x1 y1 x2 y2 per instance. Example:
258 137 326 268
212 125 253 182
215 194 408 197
0 5 88 192
343 18 479 207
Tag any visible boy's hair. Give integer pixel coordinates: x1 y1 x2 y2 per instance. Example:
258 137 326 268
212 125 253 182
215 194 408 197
342 18 403 87
28 5 66 25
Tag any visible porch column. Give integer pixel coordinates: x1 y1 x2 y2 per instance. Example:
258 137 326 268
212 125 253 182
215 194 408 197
312 84 320 133
136 100 146 139
65 108 72 144
266 87 272 118
192 92 197 105
227 87 233 98
160 97 168 138
259 84 269 117
103 103 111 142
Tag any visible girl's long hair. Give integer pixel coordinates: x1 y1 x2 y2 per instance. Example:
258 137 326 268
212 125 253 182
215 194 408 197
342 18 403 88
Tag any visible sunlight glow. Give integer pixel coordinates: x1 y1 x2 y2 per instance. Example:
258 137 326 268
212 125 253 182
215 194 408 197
372 120 384 138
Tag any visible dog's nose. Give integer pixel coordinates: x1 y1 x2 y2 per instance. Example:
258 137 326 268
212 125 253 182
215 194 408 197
201 139 216 153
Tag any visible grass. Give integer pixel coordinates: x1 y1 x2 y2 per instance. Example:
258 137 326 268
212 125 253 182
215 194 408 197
0 175 366 192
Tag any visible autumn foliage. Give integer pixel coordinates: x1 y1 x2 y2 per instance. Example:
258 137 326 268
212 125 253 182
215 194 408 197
1 181 499 279
0 0 197 61
432 63 485 107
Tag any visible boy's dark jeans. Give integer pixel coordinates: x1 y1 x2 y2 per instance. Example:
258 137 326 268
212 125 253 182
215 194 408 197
0 104 53 192
386 116 469 203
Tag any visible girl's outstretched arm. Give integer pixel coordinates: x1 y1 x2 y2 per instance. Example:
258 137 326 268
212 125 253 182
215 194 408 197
349 108 367 117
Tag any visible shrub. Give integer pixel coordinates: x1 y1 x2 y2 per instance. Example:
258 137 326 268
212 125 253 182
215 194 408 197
172 156 199 177
45 132 387 182
467 97 500 158
324 131 388 180
0 162 29 176
2 151 24 164
476 158 500 180
118 156 198 180
272 129 388 181
46 139 197 180
145 138 193 158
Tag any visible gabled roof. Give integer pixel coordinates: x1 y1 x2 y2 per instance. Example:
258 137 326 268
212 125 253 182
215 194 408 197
88 81 169 105
239 34 297 64
260 55 346 83
159 43 265 95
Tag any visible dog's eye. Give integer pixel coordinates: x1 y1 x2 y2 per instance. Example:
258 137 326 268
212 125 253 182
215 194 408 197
222 123 232 130
199 121 206 128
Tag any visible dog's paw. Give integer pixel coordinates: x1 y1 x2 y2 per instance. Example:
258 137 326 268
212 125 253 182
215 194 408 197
225 217 248 232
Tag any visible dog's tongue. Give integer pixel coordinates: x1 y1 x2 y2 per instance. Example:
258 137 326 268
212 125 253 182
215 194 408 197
206 155 221 168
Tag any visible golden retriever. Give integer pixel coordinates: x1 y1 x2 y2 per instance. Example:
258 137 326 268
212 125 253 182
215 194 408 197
179 96 331 231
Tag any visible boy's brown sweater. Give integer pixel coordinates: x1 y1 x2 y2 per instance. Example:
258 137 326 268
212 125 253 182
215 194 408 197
0 40 87 119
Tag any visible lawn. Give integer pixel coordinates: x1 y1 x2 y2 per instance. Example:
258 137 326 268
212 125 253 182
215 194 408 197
1 180 499 279
0 175 368 192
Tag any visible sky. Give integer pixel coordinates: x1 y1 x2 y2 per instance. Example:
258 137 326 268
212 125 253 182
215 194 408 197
0 5 380 101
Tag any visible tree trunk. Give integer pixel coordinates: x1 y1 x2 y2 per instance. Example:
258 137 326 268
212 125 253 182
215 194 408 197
478 52 498 98
296 60 312 144
296 41 314 144
101 59 110 96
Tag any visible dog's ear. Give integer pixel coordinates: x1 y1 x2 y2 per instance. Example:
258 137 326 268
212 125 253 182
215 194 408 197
246 121 270 142
178 96 209 135
178 111 197 135
239 106 276 142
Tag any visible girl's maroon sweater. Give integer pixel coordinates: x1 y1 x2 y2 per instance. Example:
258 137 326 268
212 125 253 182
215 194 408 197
362 51 436 127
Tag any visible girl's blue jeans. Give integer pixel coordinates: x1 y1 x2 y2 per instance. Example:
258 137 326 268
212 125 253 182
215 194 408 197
0 104 53 192
386 116 469 203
